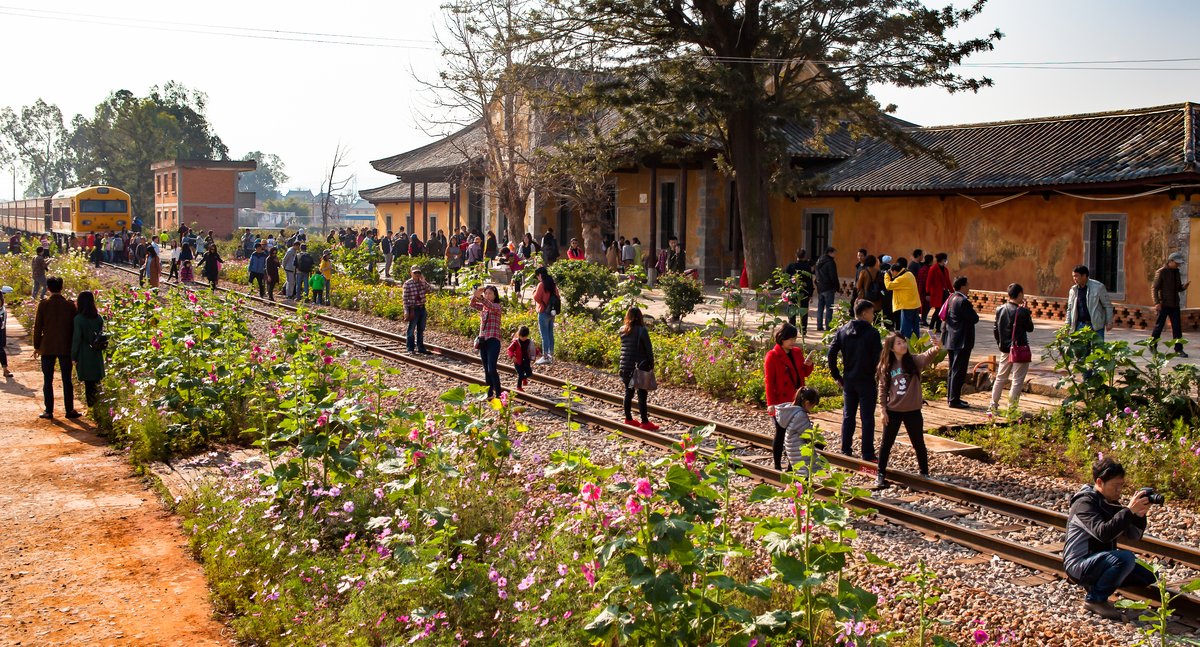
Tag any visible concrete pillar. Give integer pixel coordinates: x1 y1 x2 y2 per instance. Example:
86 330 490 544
1177 202 1200 307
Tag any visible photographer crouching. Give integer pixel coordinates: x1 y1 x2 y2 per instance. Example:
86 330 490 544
1064 458 1160 620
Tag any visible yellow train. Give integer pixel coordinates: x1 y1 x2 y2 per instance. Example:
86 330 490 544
0 185 133 236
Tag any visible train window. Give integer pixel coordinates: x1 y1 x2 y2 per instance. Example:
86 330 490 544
79 199 128 213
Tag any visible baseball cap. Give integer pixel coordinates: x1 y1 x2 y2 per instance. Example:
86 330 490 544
1169 252 1185 264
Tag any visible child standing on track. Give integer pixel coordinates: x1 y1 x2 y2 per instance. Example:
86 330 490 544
772 387 821 475
506 325 540 391
309 270 327 306
179 258 194 284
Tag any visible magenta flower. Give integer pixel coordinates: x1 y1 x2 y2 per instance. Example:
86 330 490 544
187 292 197 304
183 338 195 349
635 478 653 499
580 561 597 589
324 355 333 365
316 412 329 426
974 628 989 644
580 482 601 503
626 495 643 516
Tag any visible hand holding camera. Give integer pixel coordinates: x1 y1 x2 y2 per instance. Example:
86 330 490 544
1130 487 1164 516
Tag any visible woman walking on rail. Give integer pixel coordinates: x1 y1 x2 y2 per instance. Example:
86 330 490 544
265 247 281 301
471 285 504 399
532 267 560 365
201 246 223 291
764 322 816 470
874 331 942 489
71 291 105 408
144 245 161 289
619 307 659 430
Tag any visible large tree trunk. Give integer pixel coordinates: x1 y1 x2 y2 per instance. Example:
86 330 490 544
728 107 775 286
579 211 605 263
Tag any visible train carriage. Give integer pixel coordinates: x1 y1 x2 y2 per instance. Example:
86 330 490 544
0 185 132 236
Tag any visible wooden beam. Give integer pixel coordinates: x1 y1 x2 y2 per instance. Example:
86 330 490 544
409 183 415 235
648 165 658 259
422 182 429 239
678 163 688 253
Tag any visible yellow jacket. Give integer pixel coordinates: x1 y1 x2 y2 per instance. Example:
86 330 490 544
320 258 334 279
884 269 921 310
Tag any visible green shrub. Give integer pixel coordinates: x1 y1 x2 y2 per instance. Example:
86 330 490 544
548 260 616 313
658 272 704 320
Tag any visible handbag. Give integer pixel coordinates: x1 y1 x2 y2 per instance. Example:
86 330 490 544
628 368 658 391
404 306 415 322
1007 305 1032 364
473 335 484 350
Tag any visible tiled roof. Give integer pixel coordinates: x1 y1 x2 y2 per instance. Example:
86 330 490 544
370 121 486 181
816 103 1200 194
359 181 452 203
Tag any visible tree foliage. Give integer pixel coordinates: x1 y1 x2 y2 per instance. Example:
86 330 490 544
0 99 74 197
238 151 289 201
542 0 1002 283
263 196 312 220
71 81 229 223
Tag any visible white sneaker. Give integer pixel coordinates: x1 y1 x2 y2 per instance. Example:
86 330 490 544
535 356 550 365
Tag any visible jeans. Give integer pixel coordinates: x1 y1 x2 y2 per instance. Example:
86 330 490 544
285 270 296 297
1151 305 1184 353
840 380 877 459
538 311 555 357
1074 321 1105 342
947 348 972 403
515 361 532 388
296 271 310 300
623 385 648 423
991 352 1030 409
249 271 265 298
816 290 836 330
479 337 502 398
1076 549 1156 602
899 309 920 340
32 277 47 300
406 305 427 352
311 289 325 306
41 355 73 414
878 409 928 477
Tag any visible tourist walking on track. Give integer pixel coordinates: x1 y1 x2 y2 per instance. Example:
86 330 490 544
320 250 334 302
201 246 222 291
265 247 281 301
283 241 299 299
619 306 658 430
885 257 921 339
71 291 105 408
764 322 816 470
0 287 12 377
1151 252 1189 356
144 245 161 288
925 253 952 333
875 331 942 489
506 325 539 391
31 247 50 300
32 277 79 419
471 285 504 399
248 243 268 297
403 266 432 354
827 299 882 461
813 247 839 332
773 387 821 475
1066 265 1113 341
532 267 560 365
990 283 1035 412
943 276 978 409
296 245 315 301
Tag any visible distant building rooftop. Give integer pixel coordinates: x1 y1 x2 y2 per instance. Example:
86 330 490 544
149 159 257 172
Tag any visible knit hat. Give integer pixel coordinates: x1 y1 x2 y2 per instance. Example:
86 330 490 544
881 255 893 264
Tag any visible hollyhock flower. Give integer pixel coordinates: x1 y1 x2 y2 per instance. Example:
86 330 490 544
580 561 597 589
187 292 197 304
183 337 195 349
408 427 420 443
974 628 990 644
635 478 653 499
324 355 333 365
316 412 329 426
150 338 160 350
580 482 601 503
626 495 643 516
500 391 509 407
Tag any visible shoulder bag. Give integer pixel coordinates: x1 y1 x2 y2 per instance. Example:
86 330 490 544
629 368 658 392
1008 306 1031 364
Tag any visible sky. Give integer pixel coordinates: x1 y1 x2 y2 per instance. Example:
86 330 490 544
3 0 1200 201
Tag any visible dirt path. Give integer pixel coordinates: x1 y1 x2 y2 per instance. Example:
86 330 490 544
0 320 227 647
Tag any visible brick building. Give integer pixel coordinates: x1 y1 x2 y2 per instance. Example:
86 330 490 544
152 159 258 238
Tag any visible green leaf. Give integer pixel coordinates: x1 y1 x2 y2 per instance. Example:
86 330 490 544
748 483 780 502
583 605 621 638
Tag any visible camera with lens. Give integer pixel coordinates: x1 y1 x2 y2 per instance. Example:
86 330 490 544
1138 487 1165 505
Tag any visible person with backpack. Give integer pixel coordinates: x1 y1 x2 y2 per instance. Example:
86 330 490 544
925 253 953 333
532 267 561 365
989 283 1035 412
875 331 943 489
884 257 921 339
813 246 839 332
773 387 821 475
764 322 816 470
296 245 315 301
827 299 883 461
856 255 882 314
248 242 268 297
71 290 106 409
506 325 540 391
619 306 659 430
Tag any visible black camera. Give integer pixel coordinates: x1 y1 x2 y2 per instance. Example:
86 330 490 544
1138 487 1165 505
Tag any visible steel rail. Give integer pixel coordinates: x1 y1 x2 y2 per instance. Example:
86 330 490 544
102 265 1200 618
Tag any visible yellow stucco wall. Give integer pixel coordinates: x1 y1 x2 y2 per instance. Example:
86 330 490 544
373 200 451 241
778 193 1185 305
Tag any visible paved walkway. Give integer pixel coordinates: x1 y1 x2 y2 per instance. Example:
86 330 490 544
0 321 226 646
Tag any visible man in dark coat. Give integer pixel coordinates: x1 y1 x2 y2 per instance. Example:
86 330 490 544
32 276 79 419
541 228 559 265
1151 252 1190 356
813 246 839 332
827 299 882 461
943 275 979 409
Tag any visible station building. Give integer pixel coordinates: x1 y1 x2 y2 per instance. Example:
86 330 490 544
152 159 257 238
363 102 1200 326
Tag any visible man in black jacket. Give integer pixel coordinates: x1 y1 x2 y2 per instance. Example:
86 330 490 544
827 299 882 461
1063 458 1155 620
813 247 839 332
541 228 559 265
943 276 978 409
1151 252 1190 357
989 283 1035 412
296 245 315 301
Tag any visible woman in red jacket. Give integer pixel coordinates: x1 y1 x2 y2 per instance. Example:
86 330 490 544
764 322 816 470
925 252 953 333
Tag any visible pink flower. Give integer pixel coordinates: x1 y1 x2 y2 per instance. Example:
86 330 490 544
626 495 643 516
635 478 653 499
557 563 568 576
580 561 597 589
500 391 509 407
974 628 990 644
580 482 601 503
408 427 420 443
562 611 572 620
316 412 329 426
324 355 333 365
497 577 507 588
209 371 218 383
517 574 535 591
187 292 197 304
343 501 355 514
183 338 195 349
489 568 500 582
795 482 804 497
150 338 160 350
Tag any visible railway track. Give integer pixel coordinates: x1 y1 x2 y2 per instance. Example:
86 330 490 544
103 264 1200 621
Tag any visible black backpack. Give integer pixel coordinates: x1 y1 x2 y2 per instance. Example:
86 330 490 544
298 253 315 273
866 270 886 302
89 321 108 352
548 290 562 315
